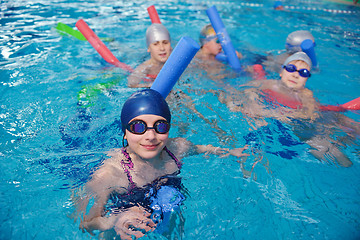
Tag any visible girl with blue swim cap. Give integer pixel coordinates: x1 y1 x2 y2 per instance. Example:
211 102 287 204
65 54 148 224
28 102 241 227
77 89 249 239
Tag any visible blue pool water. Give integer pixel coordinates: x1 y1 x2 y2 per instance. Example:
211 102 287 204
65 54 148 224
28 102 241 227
1 0 359 239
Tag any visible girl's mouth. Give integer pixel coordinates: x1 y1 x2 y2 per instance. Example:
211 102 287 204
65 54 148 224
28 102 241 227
141 143 160 150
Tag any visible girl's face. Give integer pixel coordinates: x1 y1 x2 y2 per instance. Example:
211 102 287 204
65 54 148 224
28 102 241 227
280 60 310 90
148 40 171 64
125 114 169 160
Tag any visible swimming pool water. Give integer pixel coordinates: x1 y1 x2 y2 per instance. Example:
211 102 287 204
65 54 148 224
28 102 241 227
1 0 359 239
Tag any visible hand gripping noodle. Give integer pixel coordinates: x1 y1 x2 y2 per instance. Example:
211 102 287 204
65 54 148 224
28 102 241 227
146 24 170 47
206 5 242 71
147 5 161 24
76 19 133 72
151 37 200 98
121 89 171 133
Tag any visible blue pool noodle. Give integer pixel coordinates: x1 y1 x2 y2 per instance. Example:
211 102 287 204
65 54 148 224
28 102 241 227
301 39 318 67
215 52 228 62
206 5 242 71
151 36 200 98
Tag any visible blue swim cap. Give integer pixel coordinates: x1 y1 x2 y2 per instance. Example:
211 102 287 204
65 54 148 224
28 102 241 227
273 1 283 9
121 89 171 133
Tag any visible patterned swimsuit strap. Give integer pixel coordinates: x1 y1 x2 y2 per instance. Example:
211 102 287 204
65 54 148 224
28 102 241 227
120 146 182 189
121 147 137 190
164 146 182 169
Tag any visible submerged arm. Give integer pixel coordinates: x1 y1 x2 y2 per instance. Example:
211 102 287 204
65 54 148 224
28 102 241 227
127 62 154 88
77 153 157 238
168 137 249 159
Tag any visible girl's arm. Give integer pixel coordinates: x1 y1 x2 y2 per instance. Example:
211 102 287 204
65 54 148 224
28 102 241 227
128 62 153 88
77 156 129 234
168 137 249 159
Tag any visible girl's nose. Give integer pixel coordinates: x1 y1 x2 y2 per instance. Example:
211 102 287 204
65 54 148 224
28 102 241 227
144 128 156 140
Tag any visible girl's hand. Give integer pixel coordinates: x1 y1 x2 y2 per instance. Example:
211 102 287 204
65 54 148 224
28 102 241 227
114 206 157 240
221 145 250 158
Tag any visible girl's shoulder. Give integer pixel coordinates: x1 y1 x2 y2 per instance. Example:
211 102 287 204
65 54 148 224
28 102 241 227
167 137 194 158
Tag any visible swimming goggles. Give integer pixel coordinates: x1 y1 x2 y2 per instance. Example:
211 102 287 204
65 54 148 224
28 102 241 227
283 64 311 78
201 35 219 44
126 120 170 135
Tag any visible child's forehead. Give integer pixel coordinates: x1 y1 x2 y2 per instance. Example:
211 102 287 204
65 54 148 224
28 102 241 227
290 60 310 69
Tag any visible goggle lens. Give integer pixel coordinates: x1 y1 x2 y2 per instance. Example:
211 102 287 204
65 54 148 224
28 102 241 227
131 122 146 133
127 120 170 134
156 121 170 133
284 64 311 78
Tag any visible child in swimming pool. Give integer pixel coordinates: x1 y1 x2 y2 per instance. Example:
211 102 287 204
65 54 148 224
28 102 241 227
76 89 249 239
217 52 358 167
231 52 317 121
127 24 172 88
262 30 316 74
195 24 242 76
194 24 267 81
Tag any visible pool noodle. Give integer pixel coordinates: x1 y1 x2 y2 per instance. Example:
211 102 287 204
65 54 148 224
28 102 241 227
56 22 87 41
147 5 161 24
301 39 318 67
320 97 360 111
341 96 360 110
75 19 133 72
265 89 360 111
151 36 200 98
206 6 242 71
215 52 228 62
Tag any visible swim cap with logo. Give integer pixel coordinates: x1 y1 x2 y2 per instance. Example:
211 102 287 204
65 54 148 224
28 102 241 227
199 24 217 46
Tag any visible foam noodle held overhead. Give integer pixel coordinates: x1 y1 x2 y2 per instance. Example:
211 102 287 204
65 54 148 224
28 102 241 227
206 5 242 71
151 37 200 98
147 5 161 24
